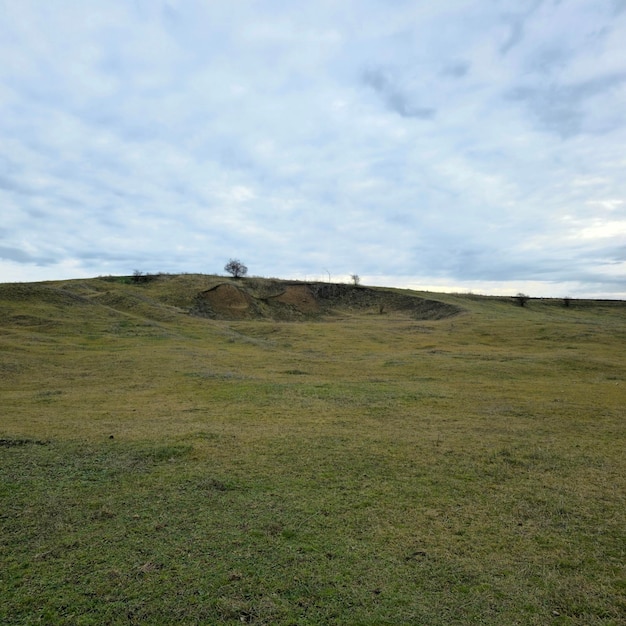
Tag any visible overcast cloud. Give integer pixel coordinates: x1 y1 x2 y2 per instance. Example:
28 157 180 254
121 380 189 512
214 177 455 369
1 0 625 298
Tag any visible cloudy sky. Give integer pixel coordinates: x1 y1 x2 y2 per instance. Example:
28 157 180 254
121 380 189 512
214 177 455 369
1 0 625 298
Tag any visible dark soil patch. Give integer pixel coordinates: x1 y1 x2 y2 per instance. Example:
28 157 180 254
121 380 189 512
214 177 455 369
0 437 50 447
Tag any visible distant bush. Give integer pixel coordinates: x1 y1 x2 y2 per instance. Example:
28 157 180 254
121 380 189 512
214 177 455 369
132 270 159 284
515 293 530 307
98 275 132 284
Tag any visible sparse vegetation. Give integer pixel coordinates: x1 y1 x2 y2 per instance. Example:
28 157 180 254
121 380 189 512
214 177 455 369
131 270 159 284
0 274 624 625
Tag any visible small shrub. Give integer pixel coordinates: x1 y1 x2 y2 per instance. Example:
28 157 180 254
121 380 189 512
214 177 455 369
131 270 159 284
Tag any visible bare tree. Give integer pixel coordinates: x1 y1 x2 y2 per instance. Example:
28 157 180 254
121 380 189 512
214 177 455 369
224 259 248 278
351 274 360 286
132 270 157 284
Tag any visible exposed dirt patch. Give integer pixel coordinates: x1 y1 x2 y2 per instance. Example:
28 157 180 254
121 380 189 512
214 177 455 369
273 285 320 313
0 437 50 446
192 281 462 321
196 284 260 320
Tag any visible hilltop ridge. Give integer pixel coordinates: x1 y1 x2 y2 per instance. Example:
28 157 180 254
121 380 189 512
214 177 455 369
2 274 624 335
0 273 463 324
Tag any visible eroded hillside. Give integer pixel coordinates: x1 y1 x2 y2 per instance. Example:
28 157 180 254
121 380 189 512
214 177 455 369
191 279 462 320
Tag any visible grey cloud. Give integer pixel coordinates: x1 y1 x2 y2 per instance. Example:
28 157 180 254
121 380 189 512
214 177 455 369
411 230 622 284
611 245 626 261
472 244 626 284
580 243 626 263
75 250 162 265
0 173 29 194
499 0 544 55
450 253 578 283
0 246 56 265
362 68 435 119
499 16 525 55
441 250 541 282
161 2 180 27
508 72 626 137
441 61 470 78
527 46 569 75
612 0 626 16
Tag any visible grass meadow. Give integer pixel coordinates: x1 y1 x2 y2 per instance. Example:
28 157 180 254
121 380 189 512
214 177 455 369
1 275 624 624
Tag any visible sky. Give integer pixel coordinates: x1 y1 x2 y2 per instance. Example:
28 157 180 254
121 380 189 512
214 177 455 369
1 0 626 298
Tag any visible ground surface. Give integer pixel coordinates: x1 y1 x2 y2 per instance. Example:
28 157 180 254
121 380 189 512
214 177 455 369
0 274 624 625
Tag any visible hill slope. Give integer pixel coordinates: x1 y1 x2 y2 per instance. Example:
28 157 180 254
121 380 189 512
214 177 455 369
0 274 463 325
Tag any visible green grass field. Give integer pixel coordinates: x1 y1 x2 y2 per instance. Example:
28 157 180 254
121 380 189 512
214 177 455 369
1 275 624 625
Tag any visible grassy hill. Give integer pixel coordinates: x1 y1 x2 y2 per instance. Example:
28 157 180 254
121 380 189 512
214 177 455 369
1 274 624 624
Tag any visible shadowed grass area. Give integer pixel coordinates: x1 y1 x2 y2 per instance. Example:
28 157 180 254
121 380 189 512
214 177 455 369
1 275 624 624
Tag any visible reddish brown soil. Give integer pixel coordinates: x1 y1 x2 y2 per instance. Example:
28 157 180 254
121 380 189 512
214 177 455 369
198 284 256 319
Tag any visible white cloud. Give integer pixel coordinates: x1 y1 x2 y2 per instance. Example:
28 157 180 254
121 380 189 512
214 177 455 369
574 220 626 240
0 0 625 298
586 199 624 211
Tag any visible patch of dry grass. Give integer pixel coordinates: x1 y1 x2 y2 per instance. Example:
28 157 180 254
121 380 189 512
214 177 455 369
1 276 624 624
